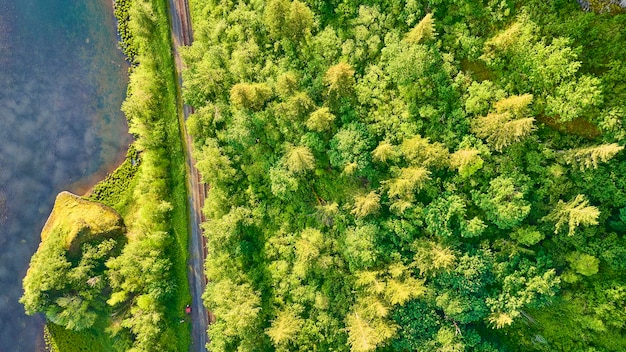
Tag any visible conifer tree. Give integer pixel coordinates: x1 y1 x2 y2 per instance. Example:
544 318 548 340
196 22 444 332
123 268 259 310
285 145 315 173
493 93 533 116
472 94 536 152
450 148 483 177
276 92 315 120
316 202 339 227
564 143 624 171
285 0 314 41
544 194 600 236
264 0 314 42
230 82 273 110
400 135 449 168
406 13 435 44
267 307 304 346
352 192 381 218
488 117 536 152
384 277 424 305
276 72 299 98
306 107 336 132
488 312 514 329
482 19 535 60
371 141 397 164
346 309 396 352
324 62 356 96
264 0 290 39
386 167 431 199
430 244 457 272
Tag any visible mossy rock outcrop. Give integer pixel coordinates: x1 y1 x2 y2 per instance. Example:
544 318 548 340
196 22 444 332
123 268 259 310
21 192 127 330
40 191 125 259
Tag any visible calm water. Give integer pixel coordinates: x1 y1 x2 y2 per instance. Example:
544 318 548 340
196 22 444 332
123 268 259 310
0 0 130 350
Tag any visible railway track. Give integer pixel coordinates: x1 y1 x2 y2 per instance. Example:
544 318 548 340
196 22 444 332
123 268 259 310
165 0 211 350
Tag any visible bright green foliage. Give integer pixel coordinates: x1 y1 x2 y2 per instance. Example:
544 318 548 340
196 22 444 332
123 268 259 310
206 279 261 337
406 13 435 44
182 0 626 350
472 94 535 152
386 166 430 199
348 266 425 351
266 307 304 347
324 62 356 96
83 0 193 349
343 224 378 271
89 146 140 210
371 142 397 163
566 252 600 277
482 16 602 124
546 76 602 122
195 138 237 186
433 326 465 351
345 308 396 352
413 242 457 275
544 194 600 236
352 191 381 218
450 148 483 177
424 195 467 237
306 107 336 132
510 226 545 246
276 72 299 98
493 94 533 115
564 143 624 170
474 176 531 229
329 122 375 175
21 193 126 332
230 83 273 111
465 80 506 116
489 312 514 329
486 265 560 326
265 0 314 42
270 167 299 198
400 135 449 168
285 145 315 173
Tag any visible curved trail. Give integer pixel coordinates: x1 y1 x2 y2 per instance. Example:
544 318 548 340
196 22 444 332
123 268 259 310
166 0 210 350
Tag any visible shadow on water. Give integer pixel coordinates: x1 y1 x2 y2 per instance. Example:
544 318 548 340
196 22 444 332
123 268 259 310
0 0 130 350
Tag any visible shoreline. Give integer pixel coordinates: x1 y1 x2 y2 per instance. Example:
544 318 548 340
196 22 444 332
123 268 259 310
69 0 132 198
38 0 131 347
67 139 132 197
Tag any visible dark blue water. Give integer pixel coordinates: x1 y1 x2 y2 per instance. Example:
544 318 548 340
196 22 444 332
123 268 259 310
0 0 130 350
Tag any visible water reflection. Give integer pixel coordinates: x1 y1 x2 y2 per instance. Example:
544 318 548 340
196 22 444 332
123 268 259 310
0 0 130 350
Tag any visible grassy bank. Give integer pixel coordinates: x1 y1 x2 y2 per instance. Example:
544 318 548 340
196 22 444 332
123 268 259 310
44 0 190 350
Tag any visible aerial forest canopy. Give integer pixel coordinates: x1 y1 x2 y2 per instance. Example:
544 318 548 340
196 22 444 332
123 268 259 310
183 0 626 350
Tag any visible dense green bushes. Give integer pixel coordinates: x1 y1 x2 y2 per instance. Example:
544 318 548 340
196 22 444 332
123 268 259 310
88 145 140 210
113 0 138 61
184 0 626 351
103 0 190 350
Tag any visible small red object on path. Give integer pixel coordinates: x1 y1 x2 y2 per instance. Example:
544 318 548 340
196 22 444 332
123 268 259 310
185 305 191 314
